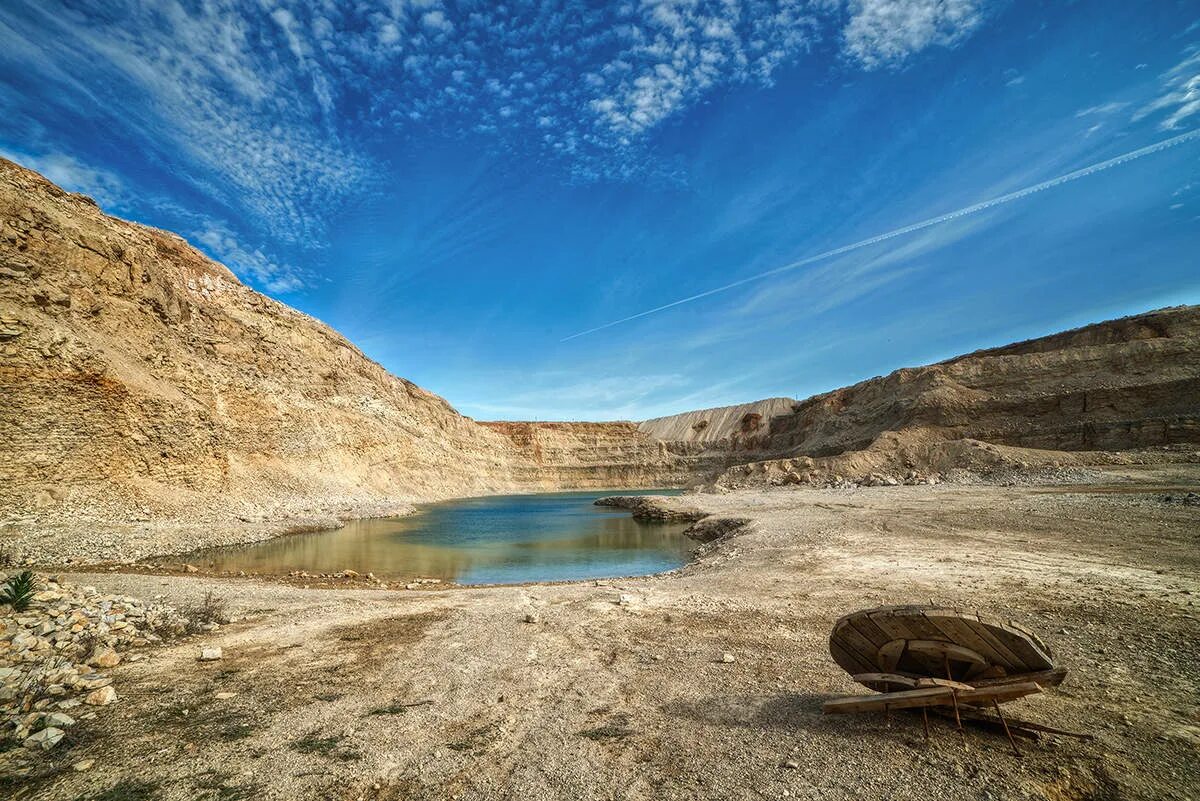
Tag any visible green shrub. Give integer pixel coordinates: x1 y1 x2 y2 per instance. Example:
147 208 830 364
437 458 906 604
0 570 36 611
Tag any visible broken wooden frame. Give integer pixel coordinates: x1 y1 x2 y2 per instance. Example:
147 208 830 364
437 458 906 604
822 605 1087 754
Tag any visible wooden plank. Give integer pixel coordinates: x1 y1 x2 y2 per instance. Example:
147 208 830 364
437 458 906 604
824 687 953 714
875 639 907 672
914 677 974 691
984 617 1054 671
956 681 1042 707
845 614 892 649
865 610 919 642
970 667 1067 689
922 610 1017 670
874 608 947 642
830 639 879 675
906 639 987 667
962 616 1031 672
1006 619 1053 659
823 682 1042 715
852 673 918 691
831 620 881 667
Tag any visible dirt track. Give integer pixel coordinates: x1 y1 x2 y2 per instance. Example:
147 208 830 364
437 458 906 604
7 466 1200 801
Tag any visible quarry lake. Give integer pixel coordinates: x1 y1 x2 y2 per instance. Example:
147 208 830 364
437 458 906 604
189 490 692 584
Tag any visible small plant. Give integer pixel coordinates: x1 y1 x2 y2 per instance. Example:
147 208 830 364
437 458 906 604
80 780 161 801
290 734 342 755
0 570 36 611
180 590 229 634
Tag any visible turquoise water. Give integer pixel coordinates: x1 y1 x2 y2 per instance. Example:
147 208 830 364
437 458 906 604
190 490 692 584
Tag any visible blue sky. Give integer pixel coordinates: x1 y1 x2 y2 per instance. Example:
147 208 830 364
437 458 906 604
1 1 1197 420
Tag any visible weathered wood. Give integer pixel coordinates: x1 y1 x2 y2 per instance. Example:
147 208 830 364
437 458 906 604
906 639 987 667
824 687 954 714
958 616 1027 671
970 667 1068 689
914 677 974 691
846 614 892 648
955 682 1042 707
872 607 946 642
832 620 880 665
986 616 1054 671
921 610 1016 669
831 640 877 675
823 682 1042 715
852 672 918 691
831 606 1060 691
1006 619 1054 660
875 639 907 672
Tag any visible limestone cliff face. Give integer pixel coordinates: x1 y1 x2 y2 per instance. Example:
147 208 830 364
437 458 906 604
765 306 1200 456
479 421 739 487
3 156 1197 540
637 397 796 448
715 305 1200 487
0 159 695 529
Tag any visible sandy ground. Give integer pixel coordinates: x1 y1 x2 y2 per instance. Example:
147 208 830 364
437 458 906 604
6 466 1200 801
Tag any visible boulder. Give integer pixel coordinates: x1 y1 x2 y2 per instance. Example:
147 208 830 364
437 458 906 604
84 686 117 706
24 726 65 750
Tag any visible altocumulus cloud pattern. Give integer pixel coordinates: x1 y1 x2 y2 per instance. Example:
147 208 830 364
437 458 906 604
0 0 995 247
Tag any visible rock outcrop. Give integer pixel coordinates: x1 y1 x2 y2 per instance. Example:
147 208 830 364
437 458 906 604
0 158 704 537
2 155 1198 557
713 306 1200 488
637 397 796 448
0 571 189 748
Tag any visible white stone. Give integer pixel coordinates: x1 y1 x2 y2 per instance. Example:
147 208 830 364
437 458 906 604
24 726 66 750
43 711 76 728
199 647 223 661
84 686 117 706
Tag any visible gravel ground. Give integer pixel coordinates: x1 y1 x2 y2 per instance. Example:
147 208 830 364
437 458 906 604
4 465 1199 801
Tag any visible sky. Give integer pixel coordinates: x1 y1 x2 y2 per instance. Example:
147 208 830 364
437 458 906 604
1 1 1197 421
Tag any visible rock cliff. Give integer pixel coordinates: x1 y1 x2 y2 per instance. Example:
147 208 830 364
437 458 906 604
637 397 796 448
0 158 698 536
2 156 1197 560
715 305 1200 488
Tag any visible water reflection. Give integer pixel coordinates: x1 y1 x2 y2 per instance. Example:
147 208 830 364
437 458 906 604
188 490 692 584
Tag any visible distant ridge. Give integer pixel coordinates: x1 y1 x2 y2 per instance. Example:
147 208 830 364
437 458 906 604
638 398 797 444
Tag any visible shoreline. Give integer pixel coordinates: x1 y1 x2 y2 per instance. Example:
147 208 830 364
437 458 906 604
1 484 695 568
6 466 1197 799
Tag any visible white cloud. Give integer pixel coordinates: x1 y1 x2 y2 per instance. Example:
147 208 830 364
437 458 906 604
194 223 308 294
0 148 128 208
842 0 991 70
1075 101 1129 117
0 146 306 293
0 0 1003 230
1133 45 1200 130
421 10 454 33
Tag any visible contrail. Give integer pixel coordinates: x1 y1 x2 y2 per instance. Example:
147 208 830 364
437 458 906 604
561 128 1200 342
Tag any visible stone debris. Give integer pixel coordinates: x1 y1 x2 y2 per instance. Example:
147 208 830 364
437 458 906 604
24 725 65 750
1 571 188 749
199 647 223 661
84 686 117 706
719 652 736 664
73 758 95 771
